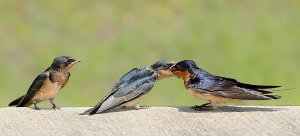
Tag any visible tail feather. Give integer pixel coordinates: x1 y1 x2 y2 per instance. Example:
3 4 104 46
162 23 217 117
8 95 24 106
265 95 281 99
255 89 274 94
237 83 281 99
89 107 99 115
237 83 281 89
79 108 94 115
80 101 103 115
245 88 281 100
237 82 281 89
218 76 281 89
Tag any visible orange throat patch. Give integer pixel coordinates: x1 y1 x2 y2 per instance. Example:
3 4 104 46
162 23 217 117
172 70 191 83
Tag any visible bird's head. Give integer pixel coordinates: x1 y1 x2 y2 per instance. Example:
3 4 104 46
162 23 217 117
51 56 81 71
150 60 176 80
170 60 198 81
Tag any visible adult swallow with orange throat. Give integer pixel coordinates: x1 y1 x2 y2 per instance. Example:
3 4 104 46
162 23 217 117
82 60 176 115
171 60 281 110
8 56 81 110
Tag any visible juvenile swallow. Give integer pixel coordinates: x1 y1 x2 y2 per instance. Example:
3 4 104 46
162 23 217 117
8 56 80 110
171 60 281 110
82 60 176 115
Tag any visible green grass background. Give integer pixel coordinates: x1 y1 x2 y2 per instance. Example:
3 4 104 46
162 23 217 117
0 1 299 107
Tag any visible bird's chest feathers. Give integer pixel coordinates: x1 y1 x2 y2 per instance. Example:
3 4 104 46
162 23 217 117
50 71 69 86
32 78 62 101
32 71 68 101
186 88 233 103
173 70 191 84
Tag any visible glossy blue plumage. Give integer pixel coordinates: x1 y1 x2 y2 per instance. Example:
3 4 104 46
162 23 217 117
86 68 158 115
172 60 281 101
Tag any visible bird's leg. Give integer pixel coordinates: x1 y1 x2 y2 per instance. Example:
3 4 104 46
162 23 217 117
121 106 126 109
132 102 140 110
49 98 60 110
191 101 215 111
120 100 143 110
140 104 151 109
122 102 145 110
33 101 40 110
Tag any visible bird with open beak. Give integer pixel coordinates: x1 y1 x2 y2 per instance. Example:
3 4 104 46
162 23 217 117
9 56 81 110
171 60 281 110
82 60 176 115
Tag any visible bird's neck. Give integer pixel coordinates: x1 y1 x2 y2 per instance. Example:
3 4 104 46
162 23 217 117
48 67 69 84
157 70 174 80
176 70 191 84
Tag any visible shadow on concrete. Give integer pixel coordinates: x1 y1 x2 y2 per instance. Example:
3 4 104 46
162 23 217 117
79 106 151 115
176 106 282 113
78 105 284 115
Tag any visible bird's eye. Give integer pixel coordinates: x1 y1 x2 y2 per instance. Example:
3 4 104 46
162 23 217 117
177 66 185 71
64 62 69 67
67 59 72 63
163 65 169 70
67 59 75 64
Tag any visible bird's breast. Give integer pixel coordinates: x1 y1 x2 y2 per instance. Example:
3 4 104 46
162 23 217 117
186 89 234 104
121 96 143 107
32 78 62 101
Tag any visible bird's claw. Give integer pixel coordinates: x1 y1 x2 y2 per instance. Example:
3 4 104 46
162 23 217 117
49 99 60 110
191 105 214 111
33 102 40 110
140 105 151 109
33 107 41 110
52 105 61 110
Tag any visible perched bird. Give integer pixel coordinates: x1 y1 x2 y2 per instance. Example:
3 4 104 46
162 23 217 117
82 60 176 115
8 56 81 110
170 60 281 110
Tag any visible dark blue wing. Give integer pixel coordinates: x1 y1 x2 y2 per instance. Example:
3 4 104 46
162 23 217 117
86 68 158 115
16 71 49 107
187 70 279 100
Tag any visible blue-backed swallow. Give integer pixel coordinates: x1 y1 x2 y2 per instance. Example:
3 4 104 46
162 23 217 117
8 56 81 110
170 60 281 110
82 60 176 115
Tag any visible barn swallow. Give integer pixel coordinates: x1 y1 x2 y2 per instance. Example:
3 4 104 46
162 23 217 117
171 60 281 110
82 60 176 115
8 56 80 110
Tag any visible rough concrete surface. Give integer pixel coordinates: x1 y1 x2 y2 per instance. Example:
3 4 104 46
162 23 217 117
0 106 299 136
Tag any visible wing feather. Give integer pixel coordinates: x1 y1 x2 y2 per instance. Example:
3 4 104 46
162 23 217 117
85 68 157 115
187 71 279 100
16 71 49 107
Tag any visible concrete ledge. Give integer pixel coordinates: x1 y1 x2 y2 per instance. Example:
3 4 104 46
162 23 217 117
0 106 299 136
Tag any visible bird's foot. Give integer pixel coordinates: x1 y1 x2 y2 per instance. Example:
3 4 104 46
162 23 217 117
132 103 140 110
121 103 144 110
49 99 60 110
191 104 214 111
33 102 40 110
33 106 41 110
121 106 127 109
52 105 61 110
121 105 140 110
140 105 151 109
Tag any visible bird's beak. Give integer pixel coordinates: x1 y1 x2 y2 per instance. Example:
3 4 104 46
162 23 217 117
169 64 180 78
169 61 177 66
170 65 176 73
71 60 81 65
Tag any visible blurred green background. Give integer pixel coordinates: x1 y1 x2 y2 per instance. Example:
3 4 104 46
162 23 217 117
0 0 299 107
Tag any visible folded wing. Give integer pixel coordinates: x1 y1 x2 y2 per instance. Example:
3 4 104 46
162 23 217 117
84 68 158 115
187 71 280 100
